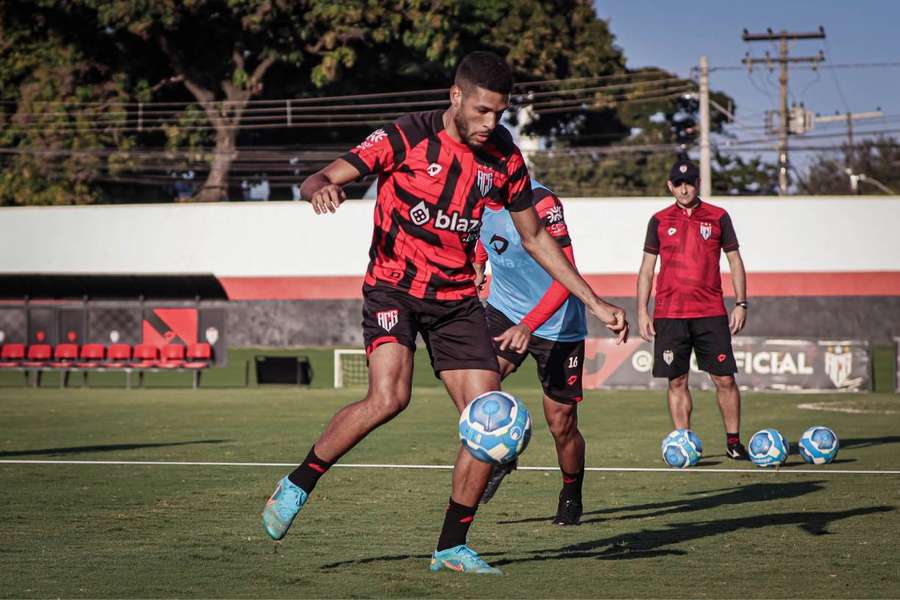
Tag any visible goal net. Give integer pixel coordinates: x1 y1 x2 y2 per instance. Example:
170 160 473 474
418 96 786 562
334 349 368 388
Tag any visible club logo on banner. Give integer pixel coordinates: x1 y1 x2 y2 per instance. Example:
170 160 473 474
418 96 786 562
824 344 860 390
376 309 399 332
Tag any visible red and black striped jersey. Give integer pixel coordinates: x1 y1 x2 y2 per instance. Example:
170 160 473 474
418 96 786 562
342 110 532 300
643 200 740 318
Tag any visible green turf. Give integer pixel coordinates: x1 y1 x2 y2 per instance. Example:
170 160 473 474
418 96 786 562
1 384 899 598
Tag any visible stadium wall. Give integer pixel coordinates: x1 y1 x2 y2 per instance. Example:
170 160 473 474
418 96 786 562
2 197 899 345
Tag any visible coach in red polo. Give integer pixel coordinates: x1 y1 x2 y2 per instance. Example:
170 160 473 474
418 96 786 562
637 159 749 460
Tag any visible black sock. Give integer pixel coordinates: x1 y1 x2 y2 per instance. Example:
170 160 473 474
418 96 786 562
436 498 477 551
726 432 741 446
287 446 333 494
561 469 584 501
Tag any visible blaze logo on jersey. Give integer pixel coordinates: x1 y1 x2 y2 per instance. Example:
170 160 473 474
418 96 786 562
668 227 677 236
699 222 712 240
376 309 399 332
409 201 430 225
476 169 493 197
357 128 387 150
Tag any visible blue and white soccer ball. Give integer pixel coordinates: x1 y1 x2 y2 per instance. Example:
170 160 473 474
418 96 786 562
459 391 532 465
660 429 703 468
748 428 790 467
798 426 839 465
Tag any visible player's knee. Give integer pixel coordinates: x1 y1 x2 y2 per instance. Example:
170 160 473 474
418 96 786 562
546 408 577 441
711 374 737 391
668 374 689 391
365 384 411 418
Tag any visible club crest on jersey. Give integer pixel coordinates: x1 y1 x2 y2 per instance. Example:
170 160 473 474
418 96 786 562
376 309 399 332
699 222 712 240
409 200 430 226
427 163 442 177
476 169 493 197
663 349 674 365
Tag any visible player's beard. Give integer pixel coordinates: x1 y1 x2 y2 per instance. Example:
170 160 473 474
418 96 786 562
453 111 485 149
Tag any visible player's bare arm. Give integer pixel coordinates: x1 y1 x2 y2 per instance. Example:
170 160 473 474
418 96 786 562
726 249 747 334
299 158 360 214
509 206 629 344
637 251 658 342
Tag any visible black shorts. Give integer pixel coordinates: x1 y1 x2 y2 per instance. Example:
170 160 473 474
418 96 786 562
362 284 499 376
652 315 737 379
486 304 584 404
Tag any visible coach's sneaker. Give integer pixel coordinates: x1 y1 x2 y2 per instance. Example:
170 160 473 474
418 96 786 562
429 544 502 575
726 442 750 461
553 494 583 526
479 459 517 504
262 476 308 540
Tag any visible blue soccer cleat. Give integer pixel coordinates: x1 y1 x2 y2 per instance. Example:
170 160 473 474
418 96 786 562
429 544 502 575
262 476 308 540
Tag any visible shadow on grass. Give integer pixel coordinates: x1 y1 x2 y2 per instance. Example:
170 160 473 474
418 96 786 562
839 435 900 450
497 480 827 525
492 505 894 565
0 439 230 457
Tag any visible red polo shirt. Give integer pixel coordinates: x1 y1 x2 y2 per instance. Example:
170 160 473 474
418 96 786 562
643 199 739 319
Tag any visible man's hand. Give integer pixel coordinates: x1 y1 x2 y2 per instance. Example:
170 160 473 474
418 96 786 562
589 299 629 344
473 262 487 291
310 183 346 214
729 305 746 334
494 323 530 354
638 311 656 342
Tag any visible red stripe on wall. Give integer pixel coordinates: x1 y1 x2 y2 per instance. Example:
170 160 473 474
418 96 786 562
218 272 900 301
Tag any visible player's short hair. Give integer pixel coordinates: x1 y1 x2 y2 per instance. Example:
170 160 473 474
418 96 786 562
454 51 513 95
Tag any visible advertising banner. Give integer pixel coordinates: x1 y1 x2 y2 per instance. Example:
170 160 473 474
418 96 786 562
584 336 871 392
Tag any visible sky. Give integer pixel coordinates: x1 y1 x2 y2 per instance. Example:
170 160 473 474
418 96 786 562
592 0 900 172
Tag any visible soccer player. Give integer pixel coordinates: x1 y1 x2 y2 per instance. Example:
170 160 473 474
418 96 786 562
261 51 629 574
471 179 588 525
637 159 749 460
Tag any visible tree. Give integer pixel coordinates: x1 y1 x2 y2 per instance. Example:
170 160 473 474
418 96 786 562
804 137 900 195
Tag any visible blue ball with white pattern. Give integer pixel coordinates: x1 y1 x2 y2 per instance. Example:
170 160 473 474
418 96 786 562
459 391 532 465
748 428 790 467
798 426 839 465
660 429 703 468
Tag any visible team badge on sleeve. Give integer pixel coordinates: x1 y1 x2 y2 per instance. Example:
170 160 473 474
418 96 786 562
376 309 399 332
357 128 387 150
699 222 712 240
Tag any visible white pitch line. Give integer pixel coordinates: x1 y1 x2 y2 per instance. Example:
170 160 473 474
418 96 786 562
1 459 899 475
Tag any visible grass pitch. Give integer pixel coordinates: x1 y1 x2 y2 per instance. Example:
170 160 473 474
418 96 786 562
1 379 899 597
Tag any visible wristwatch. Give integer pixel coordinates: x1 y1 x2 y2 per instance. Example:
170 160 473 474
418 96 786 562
735 300 749 309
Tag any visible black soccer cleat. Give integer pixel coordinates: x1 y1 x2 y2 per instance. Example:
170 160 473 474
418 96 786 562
726 442 750 461
553 494 583 526
479 459 517 504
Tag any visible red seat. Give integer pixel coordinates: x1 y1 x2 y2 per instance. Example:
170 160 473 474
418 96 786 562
76 344 106 368
159 344 185 368
0 343 26 367
22 343 52 368
50 343 79 367
184 343 212 369
131 344 158 368
105 343 132 368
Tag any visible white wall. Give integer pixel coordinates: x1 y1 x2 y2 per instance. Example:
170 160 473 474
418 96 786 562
1 197 898 276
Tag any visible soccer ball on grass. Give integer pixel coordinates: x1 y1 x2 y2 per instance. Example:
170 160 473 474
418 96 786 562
660 429 703 468
798 426 839 464
748 428 790 467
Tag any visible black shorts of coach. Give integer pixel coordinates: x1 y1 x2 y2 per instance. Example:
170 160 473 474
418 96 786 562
652 315 737 379
485 304 584 404
361 284 499 377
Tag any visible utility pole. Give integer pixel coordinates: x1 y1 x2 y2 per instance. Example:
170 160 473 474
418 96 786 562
698 56 711 199
742 27 825 195
815 110 884 193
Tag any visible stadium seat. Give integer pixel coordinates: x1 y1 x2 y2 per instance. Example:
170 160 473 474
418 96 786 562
131 344 158 369
22 343 52 368
76 344 106 368
106 343 132 368
159 343 185 368
184 343 212 368
0 343 26 367
50 343 79 368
